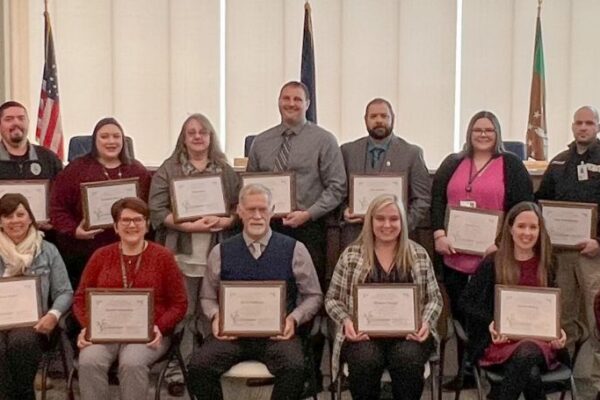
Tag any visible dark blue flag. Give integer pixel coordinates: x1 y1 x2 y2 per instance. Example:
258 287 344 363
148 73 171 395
301 2 317 123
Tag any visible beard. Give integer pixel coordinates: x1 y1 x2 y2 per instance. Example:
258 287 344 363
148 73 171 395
367 125 392 140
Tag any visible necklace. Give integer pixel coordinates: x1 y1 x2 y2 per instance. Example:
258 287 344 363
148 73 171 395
465 157 494 193
103 166 123 180
119 241 146 288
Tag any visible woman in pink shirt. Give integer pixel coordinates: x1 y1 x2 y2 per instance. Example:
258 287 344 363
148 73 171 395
431 110 533 388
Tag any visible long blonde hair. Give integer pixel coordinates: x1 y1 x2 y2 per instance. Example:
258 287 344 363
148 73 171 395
494 201 551 286
354 194 414 276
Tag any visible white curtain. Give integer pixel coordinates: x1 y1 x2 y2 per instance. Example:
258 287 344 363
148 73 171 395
5 0 600 167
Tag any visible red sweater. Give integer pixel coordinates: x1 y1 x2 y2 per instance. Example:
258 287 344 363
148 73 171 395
73 242 187 335
50 155 152 256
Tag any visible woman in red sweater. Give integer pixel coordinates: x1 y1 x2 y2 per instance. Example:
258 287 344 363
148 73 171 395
73 197 187 400
50 117 152 289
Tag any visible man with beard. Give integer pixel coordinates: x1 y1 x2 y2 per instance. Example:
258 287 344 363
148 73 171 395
0 101 62 180
536 105 600 399
340 98 431 244
0 101 62 234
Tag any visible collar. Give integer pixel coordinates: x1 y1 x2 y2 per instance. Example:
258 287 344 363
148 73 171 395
279 121 308 136
568 138 600 156
367 134 393 153
0 141 38 161
242 228 272 249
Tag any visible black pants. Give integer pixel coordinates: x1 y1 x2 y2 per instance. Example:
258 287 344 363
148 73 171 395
187 336 305 400
0 328 46 400
487 341 548 400
271 219 326 291
343 337 434 400
442 264 470 325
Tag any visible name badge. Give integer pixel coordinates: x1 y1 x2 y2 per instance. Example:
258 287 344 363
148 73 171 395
577 164 589 181
460 200 477 208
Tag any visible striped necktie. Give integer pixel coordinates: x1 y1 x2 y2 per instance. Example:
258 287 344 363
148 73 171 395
274 130 292 172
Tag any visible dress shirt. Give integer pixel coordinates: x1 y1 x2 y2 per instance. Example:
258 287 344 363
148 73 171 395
200 229 323 326
366 135 392 170
247 121 346 220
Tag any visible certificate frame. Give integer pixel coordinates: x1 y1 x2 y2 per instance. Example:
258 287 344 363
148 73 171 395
0 180 50 222
80 178 140 230
539 200 598 249
352 283 420 337
494 285 561 341
445 206 504 256
0 276 42 331
349 174 407 216
219 281 286 337
85 288 154 343
240 172 296 217
169 174 228 223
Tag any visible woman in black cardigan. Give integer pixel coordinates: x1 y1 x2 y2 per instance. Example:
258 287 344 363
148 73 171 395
431 111 533 388
460 202 567 400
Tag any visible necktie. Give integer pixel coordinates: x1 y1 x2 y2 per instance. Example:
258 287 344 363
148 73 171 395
252 242 262 259
274 130 292 172
370 147 385 168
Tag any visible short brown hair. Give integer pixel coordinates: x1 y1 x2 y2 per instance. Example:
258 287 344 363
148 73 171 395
0 193 37 227
110 197 149 222
0 101 27 119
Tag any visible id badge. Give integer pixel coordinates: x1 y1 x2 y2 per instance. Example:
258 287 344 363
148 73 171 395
577 164 589 181
460 200 477 208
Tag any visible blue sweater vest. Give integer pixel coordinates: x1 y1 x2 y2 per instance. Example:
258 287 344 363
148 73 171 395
221 232 297 314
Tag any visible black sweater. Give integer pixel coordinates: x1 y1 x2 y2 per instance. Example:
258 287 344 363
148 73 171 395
431 152 534 231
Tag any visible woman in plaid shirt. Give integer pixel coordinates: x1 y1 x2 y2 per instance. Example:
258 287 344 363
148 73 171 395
325 194 442 400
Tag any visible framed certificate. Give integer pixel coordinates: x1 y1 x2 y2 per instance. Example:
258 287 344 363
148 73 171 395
539 200 598 249
81 178 140 230
240 172 296 216
349 174 407 216
219 281 286 337
170 174 228 222
353 284 420 337
495 285 561 341
86 288 154 343
0 180 50 222
445 207 504 256
0 276 42 331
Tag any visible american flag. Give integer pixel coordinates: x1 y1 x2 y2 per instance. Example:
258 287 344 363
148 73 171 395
36 11 64 160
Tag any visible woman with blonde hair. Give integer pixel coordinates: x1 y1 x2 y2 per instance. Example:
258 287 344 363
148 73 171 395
460 202 567 400
326 194 442 400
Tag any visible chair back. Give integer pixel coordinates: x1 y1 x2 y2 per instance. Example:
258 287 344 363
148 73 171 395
67 135 135 162
503 141 526 160
244 135 256 157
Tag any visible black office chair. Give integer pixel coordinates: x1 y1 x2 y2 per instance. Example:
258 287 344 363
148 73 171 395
503 141 527 161
453 319 586 400
244 135 256 157
38 318 71 400
67 135 136 162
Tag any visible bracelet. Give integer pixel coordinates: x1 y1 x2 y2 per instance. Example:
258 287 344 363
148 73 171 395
433 234 446 240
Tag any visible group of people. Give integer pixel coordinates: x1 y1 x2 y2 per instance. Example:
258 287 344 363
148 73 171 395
0 79 598 400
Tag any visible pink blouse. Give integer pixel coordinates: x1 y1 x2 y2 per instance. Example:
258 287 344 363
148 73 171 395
444 157 505 274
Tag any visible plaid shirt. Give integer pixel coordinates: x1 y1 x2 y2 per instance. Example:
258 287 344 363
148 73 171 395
325 241 442 378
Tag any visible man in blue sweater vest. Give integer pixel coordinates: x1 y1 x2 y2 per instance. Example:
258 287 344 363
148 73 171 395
188 183 323 400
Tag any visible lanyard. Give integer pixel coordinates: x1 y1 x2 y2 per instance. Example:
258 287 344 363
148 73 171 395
119 242 144 288
466 157 494 193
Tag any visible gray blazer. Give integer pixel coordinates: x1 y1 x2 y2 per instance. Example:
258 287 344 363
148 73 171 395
340 134 431 231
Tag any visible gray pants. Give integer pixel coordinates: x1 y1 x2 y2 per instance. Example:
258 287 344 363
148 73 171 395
554 250 600 392
78 339 170 400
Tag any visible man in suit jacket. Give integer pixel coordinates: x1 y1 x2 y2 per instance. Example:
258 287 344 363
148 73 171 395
341 98 431 245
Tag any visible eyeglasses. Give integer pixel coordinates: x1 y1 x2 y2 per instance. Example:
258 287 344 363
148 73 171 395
472 128 496 135
118 217 146 226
